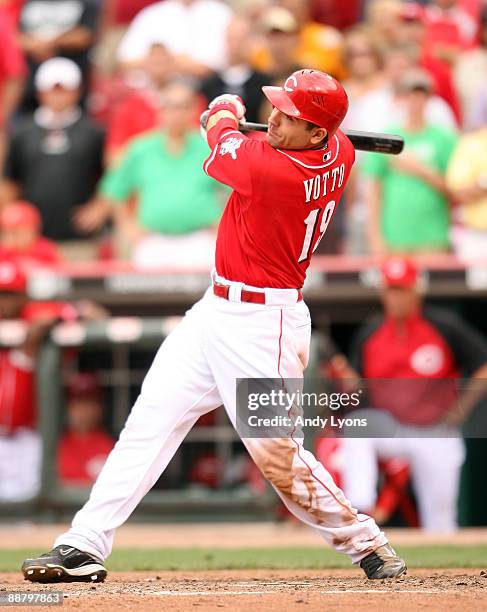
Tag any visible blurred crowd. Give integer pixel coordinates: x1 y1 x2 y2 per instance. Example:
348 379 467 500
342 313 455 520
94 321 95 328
2 0 487 530
0 0 486 267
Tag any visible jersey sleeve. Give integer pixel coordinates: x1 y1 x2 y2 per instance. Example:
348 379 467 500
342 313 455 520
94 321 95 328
203 119 263 197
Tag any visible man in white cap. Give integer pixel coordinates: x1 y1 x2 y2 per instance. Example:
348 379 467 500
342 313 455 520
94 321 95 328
1 58 107 258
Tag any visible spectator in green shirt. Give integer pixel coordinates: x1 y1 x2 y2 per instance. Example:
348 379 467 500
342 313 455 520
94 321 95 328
363 69 457 255
99 80 223 268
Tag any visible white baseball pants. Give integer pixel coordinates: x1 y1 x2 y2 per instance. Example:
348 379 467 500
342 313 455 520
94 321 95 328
55 281 386 563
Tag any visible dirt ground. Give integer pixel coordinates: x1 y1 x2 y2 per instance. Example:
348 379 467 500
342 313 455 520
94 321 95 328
2 568 487 611
2 525 487 611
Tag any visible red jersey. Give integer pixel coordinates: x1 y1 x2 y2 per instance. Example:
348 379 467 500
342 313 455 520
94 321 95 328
204 119 354 288
0 348 35 433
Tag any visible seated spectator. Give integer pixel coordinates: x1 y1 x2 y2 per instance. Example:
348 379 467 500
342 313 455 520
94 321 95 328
341 256 487 532
252 0 345 79
99 80 222 268
0 201 61 265
363 69 457 255
1 58 107 259
58 372 114 487
0 5 26 166
200 16 270 124
17 0 100 115
106 42 177 163
116 0 233 79
446 126 487 259
454 7 487 130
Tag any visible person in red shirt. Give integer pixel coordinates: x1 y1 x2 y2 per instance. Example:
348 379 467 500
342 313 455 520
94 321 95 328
23 69 405 583
0 259 51 502
0 201 62 265
105 42 206 163
105 42 175 163
58 373 114 487
341 256 487 532
0 6 26 165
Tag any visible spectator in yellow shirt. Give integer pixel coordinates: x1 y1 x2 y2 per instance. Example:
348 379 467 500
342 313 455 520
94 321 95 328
446 128 487 259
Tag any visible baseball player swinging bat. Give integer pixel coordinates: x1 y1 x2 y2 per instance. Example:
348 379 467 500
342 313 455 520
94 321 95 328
200 111 404 155
22 69 407 585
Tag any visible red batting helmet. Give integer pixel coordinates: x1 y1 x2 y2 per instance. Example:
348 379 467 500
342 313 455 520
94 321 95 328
262 69 348 136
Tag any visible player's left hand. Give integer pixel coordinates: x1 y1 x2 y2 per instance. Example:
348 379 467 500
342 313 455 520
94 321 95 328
208 94 246 121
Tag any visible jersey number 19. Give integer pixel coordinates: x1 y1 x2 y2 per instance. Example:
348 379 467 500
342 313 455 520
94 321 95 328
298 200 336 263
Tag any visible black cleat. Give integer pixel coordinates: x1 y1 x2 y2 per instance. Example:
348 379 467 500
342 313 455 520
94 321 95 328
22 545 107 583
360 543 407 579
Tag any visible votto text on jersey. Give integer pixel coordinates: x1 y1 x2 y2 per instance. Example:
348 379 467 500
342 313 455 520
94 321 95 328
303 162 346 202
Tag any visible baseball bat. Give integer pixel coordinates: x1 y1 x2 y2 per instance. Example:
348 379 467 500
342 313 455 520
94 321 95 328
242 122 404 155
200 111 404 155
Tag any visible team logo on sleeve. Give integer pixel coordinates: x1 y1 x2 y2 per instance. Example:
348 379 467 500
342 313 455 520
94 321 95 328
219 137 243 160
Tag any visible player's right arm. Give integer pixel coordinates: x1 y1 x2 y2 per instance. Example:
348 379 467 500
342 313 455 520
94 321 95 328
202 95 263 198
